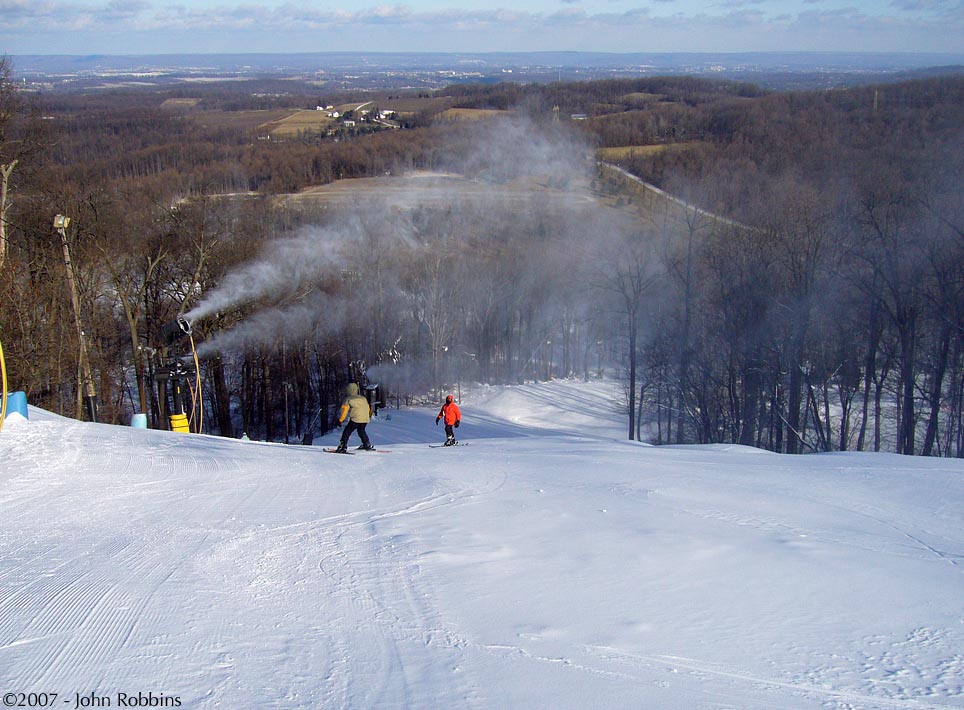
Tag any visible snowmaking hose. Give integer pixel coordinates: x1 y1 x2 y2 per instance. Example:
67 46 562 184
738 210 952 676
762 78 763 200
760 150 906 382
0 336 7 433
187 332 203 434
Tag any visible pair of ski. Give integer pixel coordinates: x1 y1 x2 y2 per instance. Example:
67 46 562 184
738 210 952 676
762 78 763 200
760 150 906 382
323 441 468 453
323 447 389 455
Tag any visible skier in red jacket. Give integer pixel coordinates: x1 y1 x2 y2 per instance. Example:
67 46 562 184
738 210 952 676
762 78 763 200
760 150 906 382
435 394 462 446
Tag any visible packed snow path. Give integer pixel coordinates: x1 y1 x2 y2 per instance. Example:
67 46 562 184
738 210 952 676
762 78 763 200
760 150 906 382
2 380 963 709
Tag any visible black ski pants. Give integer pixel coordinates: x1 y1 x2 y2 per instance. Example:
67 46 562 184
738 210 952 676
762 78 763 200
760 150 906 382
340 421 371 447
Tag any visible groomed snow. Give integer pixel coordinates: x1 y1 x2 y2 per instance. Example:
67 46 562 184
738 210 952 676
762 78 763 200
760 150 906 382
1 379 963 709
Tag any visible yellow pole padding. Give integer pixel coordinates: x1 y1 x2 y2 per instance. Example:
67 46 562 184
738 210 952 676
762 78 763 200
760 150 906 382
0 337 7 433
169 412 190 433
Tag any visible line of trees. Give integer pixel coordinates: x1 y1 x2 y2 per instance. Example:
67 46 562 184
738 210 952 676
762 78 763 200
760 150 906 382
628 149 964 456
601 76 964 453
3 56 964 455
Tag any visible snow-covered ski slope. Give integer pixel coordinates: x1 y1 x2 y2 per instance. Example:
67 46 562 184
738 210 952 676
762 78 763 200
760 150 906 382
2 379 963 709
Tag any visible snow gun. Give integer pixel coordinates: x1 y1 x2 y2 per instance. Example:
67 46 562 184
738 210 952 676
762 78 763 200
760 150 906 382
155 317 203 434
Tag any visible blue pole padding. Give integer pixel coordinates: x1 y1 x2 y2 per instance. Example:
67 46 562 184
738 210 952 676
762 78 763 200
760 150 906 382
5 391 28 420
131 413 148 428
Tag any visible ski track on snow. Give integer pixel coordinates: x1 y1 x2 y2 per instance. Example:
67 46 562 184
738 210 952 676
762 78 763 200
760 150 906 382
184 439 505 707
3 384 964 710
0 423 271 697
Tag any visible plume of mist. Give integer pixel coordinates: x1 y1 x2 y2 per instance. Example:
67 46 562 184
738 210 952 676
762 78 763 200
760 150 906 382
365 360 436 396
185 209 424 355
195 291 348 357
444 113 593 185
184 223 353 325
188 114 609 360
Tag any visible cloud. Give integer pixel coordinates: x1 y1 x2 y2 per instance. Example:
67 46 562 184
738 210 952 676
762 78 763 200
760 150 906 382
716 0 767 7
97 0 151 21
363 4 415 22
2 0 963 53
889 0 946 9
0 0 74 23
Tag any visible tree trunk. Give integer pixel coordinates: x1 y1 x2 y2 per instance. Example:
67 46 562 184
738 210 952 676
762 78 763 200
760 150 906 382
211 356 235 438
263 356 274 441
921 324 951 456
785 326 808 454
0 161 17 272
627 317 637 440
739 358 761 447
856 304 881 452
897 314 918 455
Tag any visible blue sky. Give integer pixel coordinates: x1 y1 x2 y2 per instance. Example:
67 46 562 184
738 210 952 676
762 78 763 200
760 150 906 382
1 0 962 55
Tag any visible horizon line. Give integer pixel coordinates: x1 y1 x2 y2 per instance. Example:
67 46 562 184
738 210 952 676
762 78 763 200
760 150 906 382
12 50 964 58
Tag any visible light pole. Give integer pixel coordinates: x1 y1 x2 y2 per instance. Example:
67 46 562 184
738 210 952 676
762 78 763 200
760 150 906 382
54 214 97 422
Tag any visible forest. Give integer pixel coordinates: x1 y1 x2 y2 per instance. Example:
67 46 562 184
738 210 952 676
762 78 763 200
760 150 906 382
2 56 964 456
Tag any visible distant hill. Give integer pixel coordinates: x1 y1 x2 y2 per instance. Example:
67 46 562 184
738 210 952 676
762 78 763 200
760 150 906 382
11 51 964 92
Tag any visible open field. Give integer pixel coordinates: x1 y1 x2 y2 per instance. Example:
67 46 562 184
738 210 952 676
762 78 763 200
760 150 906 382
163 94 505 139
438 108 512 121
621 92 664 106
258 109 335 137
173 94 459 138
597 142 705 160
275 170 600 212
189 108 297 133
159 98 202 110
378 96 455 114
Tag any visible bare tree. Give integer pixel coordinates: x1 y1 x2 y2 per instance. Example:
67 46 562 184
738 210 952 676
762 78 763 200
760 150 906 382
403 238 460 396
853 178 928 455
597 228 661 440
0 56 20 273
0 56 47 273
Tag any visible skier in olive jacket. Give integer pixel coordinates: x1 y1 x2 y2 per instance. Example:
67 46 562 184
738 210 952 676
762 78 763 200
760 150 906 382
335 382 374 452
435 394 462 446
